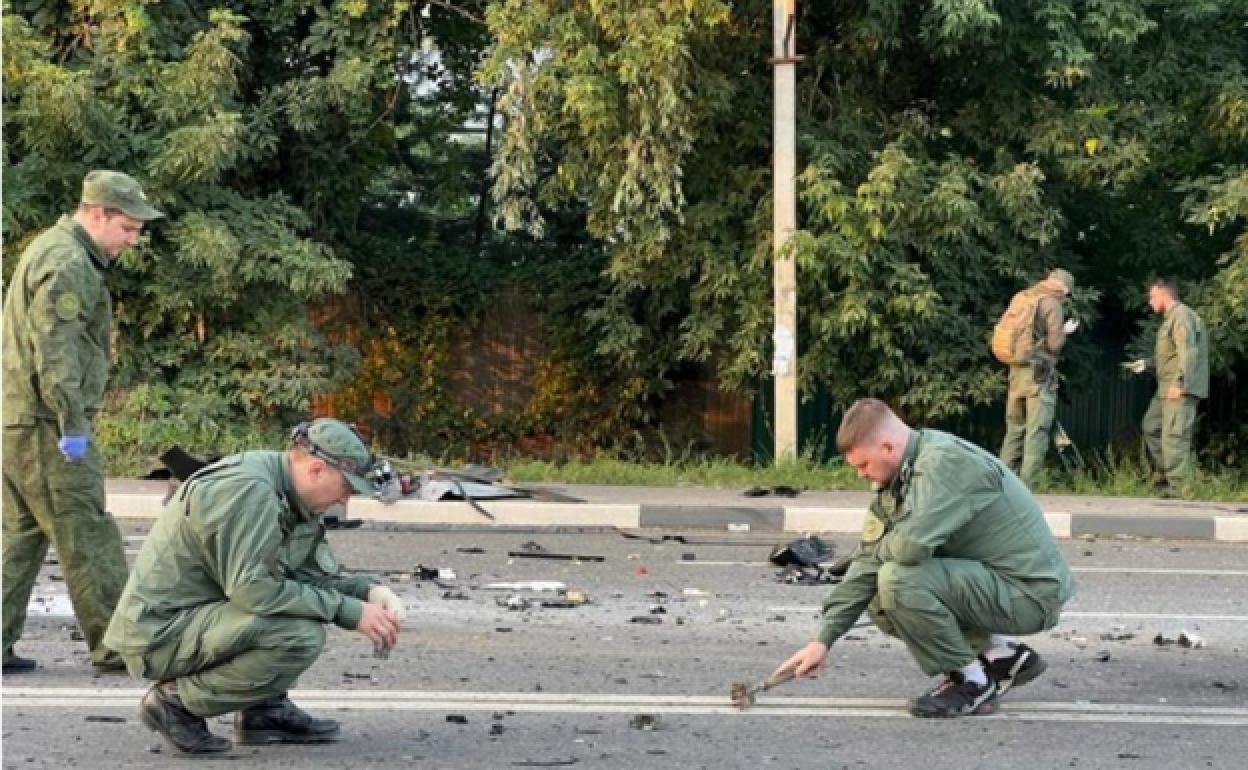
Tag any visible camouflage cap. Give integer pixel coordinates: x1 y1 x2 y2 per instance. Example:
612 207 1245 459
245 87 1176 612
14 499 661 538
1047 268 1075 295
81 170 164 221
300 418 377 495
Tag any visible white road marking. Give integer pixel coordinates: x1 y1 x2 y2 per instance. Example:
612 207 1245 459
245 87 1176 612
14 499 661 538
765 606 1248 622
4 687 1247 727
678 561 1248 577
1070 567 1248 577
1060 611 1248 622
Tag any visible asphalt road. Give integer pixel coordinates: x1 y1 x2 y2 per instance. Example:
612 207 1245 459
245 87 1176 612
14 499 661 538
3 523 1246 769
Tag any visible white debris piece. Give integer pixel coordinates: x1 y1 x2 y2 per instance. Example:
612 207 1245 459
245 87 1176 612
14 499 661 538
483 581 566 593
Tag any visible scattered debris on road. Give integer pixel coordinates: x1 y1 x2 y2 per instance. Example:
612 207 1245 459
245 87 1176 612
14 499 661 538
446 714 468 724
541 590 590 608
414 565 457 581
629 714 661 731
1177 631 1205 649
769 535 833 567
1100 626 1135 641
500 596 532 611
1153 630 1204 648
742 485 802 498
84 715 126 723
731 669 796 710
485 581 566 592
507 547 605 562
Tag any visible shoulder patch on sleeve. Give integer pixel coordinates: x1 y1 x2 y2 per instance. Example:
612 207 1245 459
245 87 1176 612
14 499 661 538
861 511 887 544
54 292 82 321
314 543 340 574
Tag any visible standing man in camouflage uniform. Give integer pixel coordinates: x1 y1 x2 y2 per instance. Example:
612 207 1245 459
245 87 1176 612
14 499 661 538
1128 278 1209 494
2 171 164 673
772 398 1073 717
999 268 1079 485
104 419 405 755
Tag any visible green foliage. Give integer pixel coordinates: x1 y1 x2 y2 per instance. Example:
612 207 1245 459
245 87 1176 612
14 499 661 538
7 0 1246 470
94 384 285 478
1182 168 1248 369
505 452 861 491
480 0 1248 433
3 1 411 442
502 451 1246 502
1035 444 1247 503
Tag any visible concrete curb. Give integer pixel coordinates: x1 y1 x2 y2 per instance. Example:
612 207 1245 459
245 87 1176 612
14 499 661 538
106 490 1246 542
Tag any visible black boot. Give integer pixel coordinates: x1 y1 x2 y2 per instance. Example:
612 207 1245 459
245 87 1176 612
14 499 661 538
3 648 37 673
138 681 232 754
234 694 341 745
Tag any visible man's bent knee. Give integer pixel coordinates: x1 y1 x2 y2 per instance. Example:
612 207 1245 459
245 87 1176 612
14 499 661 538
876 561 937 611
257 618 325 666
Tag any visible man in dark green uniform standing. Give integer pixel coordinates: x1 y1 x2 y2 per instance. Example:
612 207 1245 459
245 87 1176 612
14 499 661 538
998 268 1078 485
104 419 404 755
773 398 1073 717
1128 279 1209 494
2 170 164 673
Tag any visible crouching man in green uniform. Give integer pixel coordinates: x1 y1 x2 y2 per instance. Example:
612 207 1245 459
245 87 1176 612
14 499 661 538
772 398 1074 717
104 419 406 754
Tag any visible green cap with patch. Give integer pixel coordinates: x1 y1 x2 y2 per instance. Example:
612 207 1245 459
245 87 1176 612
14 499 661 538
1047 268 1075 295
297 418 377 495
81 170 164 221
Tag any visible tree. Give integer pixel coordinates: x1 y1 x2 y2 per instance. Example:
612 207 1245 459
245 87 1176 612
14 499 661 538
480 0 1247 439
3 0 414 455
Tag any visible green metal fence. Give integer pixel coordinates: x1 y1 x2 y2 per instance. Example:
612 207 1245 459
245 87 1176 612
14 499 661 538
751 363 1240 468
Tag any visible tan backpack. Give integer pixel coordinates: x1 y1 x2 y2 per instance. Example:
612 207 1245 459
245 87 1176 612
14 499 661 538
991 289 1041 365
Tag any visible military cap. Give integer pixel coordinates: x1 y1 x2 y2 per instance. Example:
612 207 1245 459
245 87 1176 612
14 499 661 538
81 170 164 221
295 418 378 495
1047 268 1075 295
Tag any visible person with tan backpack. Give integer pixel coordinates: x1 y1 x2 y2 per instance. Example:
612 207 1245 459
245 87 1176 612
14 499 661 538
992 269 1078 484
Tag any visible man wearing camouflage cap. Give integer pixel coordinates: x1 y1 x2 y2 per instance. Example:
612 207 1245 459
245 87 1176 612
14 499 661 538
996 268 1080 485
3 170 164 673
104 418 405 755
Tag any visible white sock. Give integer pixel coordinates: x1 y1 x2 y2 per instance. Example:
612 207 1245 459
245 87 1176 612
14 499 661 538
961 659 988 686
983 635 1018 662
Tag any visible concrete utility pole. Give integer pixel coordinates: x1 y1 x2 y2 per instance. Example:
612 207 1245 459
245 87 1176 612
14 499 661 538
771 0 801 461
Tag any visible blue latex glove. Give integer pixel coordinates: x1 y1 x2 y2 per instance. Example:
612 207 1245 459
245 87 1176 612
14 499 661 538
58 435 89 463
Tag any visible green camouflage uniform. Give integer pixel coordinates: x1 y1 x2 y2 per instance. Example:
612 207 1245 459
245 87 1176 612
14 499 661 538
1141 302 1209 486
999 285 1067 484
817 430 1074 675
104 451 377 717
2 215 128 667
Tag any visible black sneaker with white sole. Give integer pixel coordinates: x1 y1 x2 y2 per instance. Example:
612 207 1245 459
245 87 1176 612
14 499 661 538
909 671 998 718
980 643 1047 695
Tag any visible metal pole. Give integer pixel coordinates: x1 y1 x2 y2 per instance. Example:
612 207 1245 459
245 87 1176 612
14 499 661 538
771 0 799 461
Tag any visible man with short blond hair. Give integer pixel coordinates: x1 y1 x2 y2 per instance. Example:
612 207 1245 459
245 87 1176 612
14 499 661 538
775 398 1073 717
3 170 164 673
835 397 894 453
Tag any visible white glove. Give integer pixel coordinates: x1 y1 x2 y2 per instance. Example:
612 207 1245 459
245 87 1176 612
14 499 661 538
1063 318 1079 335
368 585 407 623
1127 358 1148 374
